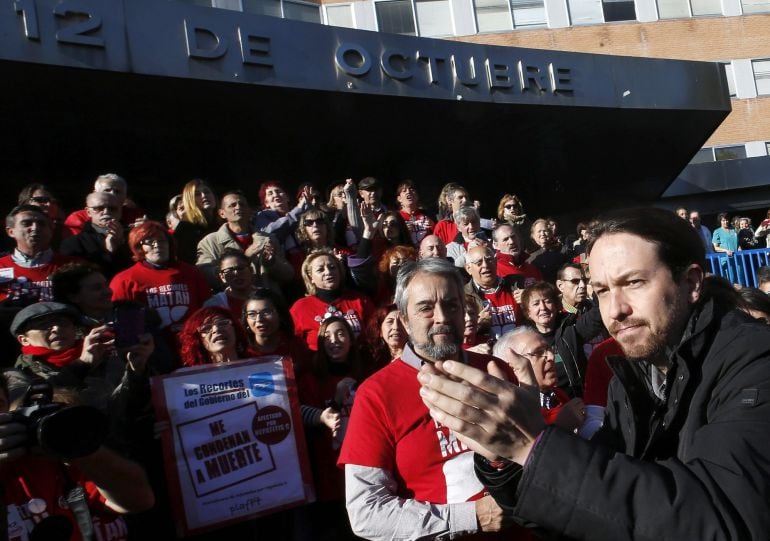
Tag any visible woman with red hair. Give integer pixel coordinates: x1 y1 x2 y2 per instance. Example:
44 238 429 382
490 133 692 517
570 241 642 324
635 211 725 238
178 307 251 367
110 221 210 362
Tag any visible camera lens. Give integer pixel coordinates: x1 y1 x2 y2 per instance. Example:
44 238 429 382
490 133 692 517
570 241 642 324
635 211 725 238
37 406 107 459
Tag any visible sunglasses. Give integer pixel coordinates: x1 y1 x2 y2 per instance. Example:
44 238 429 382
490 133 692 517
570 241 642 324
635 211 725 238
88 205 119 213
220 265 250 277
304 218 326 227
29 196 54 205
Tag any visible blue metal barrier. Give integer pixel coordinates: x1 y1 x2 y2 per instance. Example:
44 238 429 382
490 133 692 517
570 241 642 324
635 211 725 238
706 248 770 287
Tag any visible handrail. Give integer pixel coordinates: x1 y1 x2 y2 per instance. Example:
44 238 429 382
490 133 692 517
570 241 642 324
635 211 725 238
705 248 770 288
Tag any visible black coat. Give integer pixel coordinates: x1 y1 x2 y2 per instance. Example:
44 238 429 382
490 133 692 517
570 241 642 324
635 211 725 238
477 299 770 540
59 222 133 278
548 302 606 398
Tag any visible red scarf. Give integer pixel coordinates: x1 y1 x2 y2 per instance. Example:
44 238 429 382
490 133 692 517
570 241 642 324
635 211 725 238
22 341 83 367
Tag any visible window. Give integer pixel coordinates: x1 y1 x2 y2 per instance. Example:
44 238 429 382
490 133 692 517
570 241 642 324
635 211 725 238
657 0 721 17
375 0 455 36
242 0 319 20
714 145 747 161
376 0 417 34
568 0 604 25
742 0 770 13
242 0 283 17
510 0 546 25
473 0 545 31
754 59 770 96
283 0 321 22
657 0 690 18
415 0 454 36
178 0 215 5
722 62 737 98
475 0 512 31
325 4 355 27
690 0 720 15
602 0 636 21
690 148 715 164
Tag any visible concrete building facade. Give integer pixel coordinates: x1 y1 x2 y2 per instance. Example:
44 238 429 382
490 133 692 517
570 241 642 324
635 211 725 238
185 0 770 217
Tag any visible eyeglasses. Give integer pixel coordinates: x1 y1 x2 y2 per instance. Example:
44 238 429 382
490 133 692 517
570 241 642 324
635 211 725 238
220 265 249 277
382 221 399 228
140 238 168 248
521 345 555 360
304 218 326 227
245 308 276 320
29 196 54 205
88 205 119 213
468 256 495 267
563 277 587 285
198 319 233 334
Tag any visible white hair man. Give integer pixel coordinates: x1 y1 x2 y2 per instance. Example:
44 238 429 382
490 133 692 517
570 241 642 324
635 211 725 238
64 173 146 236
339 257 527 540
493 327 601 438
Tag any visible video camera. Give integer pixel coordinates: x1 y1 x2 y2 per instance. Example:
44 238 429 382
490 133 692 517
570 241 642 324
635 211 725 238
12 380 107 459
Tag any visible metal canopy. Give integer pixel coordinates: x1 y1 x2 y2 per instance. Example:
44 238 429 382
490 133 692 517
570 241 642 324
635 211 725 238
0 0 731 218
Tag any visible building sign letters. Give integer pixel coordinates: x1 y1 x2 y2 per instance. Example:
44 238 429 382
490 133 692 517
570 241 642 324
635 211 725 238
6 0 576 102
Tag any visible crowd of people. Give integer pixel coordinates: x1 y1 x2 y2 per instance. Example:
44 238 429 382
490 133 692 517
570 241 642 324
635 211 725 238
1 173 769 540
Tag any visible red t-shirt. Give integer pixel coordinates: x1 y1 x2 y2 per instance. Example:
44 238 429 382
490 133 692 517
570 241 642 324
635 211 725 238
433 219 458 246
109 261 211 332
0 253 81 304
478 285 523 340
399 210 435 245
289 291 374 351
583 338 622 407
338 350 509 504
495 252 542 285
2 456 127 541
247 331 312 375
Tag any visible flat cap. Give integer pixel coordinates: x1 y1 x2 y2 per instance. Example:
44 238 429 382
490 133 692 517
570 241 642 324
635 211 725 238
10 302 80 336
358 177 380 191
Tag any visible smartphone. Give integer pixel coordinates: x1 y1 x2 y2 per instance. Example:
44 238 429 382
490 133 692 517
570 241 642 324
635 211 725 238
112 305 146 348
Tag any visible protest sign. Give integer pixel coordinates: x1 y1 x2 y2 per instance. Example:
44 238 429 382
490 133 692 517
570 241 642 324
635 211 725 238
151 356 313 536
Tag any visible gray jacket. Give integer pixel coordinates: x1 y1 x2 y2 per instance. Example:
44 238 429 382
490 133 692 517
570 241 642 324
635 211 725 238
195 223 294 290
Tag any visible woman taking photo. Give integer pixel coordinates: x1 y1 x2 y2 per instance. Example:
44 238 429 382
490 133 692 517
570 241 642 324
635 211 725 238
520 281 604 398
110 221 211 360
290 248 373 351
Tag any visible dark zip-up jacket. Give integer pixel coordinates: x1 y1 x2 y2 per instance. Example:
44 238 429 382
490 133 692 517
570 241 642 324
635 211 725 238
476 299 770 540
